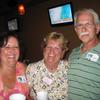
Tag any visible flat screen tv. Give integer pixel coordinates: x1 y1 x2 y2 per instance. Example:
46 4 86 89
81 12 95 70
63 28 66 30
48 2 74 26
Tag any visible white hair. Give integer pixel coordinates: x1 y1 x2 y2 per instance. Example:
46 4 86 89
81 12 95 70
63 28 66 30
74 8 100 26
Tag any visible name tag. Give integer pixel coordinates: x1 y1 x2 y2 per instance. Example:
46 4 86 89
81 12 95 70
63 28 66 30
86 52 99 62
17 76 27 83
42 76 53 85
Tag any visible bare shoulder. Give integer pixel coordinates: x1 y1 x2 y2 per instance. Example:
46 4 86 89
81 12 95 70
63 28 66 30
17 61 27 74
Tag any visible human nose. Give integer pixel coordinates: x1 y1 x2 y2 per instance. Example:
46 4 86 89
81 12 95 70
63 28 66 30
81 25 87 31
49 47 54 54
81 24 86 28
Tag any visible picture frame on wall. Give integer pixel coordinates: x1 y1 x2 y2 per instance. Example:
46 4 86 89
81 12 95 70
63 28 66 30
7 18 19 31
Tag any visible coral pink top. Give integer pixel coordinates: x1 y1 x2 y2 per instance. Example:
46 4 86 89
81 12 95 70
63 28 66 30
0 62 29 100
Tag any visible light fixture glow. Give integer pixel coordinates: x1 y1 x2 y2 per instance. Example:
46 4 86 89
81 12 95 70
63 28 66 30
18 4 25 15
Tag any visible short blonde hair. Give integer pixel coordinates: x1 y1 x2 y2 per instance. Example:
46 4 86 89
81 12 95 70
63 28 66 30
41 32 69 52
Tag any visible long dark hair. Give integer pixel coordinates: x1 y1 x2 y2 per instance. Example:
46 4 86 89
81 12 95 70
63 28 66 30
0 32 24 62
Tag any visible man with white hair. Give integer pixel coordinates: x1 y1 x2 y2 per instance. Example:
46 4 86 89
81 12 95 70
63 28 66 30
68 8 100 100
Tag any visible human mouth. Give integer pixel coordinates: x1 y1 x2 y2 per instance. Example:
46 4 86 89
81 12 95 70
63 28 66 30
8 54 15 59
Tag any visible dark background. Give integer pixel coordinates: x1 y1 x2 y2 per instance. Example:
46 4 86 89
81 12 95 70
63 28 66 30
0 0 100 63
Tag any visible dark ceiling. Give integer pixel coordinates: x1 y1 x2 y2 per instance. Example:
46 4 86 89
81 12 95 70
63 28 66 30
0 0 48 15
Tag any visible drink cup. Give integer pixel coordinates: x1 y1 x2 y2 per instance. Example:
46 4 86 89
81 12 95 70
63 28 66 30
36 91 48 100
9 93 26 100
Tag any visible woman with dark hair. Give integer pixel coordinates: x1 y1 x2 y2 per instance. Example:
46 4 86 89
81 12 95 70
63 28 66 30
0 33 29 100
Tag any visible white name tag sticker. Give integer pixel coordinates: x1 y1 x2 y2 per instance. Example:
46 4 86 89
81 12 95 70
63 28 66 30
86 52 99 62
17 76 27 83
42 76 53 85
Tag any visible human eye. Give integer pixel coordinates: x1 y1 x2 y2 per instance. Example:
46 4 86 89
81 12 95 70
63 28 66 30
75 24 83 28
46 46 51 49
14 46 19 49
5 46 10 49
86 23 94 27
55 47 62 52
5 46 19 49
46 46 52 50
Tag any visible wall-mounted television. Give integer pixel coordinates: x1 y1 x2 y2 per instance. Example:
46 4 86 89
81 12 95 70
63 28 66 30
48 2 74 26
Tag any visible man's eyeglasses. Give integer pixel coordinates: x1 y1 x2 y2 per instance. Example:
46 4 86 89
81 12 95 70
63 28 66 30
75 23 95 29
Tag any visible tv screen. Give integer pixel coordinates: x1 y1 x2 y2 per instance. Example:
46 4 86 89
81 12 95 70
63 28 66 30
48 2 74 26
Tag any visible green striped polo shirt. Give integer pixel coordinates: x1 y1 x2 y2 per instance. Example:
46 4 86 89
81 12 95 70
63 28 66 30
68 43 100 100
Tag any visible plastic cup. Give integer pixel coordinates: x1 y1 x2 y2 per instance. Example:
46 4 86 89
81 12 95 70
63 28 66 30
37 91 48 100
9 93 26 100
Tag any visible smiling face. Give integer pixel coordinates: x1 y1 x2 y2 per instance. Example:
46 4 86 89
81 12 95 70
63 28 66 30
75 12 99 44
43 39 64 67
0 36 20 67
